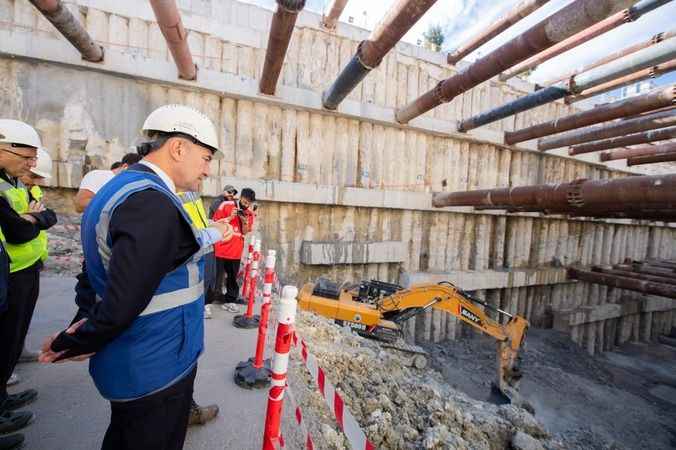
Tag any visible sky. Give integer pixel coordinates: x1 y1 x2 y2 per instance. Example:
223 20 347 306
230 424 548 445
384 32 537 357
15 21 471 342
242 0 676 89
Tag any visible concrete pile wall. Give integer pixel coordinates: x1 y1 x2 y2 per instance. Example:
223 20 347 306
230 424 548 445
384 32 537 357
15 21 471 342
1 0 674 353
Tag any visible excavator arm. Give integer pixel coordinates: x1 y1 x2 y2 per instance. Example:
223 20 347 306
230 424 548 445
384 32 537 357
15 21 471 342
378 282 530 408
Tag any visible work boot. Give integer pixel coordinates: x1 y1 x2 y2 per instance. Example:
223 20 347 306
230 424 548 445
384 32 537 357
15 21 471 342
188 399 219 426
7 374 19 387
0 390 37 411
0 433 24 450
18 347 39 363
0 411 33 435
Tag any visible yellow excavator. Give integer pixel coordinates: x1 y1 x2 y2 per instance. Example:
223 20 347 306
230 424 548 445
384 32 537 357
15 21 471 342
298 278 530 409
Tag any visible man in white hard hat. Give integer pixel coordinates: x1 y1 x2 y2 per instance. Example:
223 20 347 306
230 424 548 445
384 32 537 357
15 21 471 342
39 105 233 450
0 120 57 449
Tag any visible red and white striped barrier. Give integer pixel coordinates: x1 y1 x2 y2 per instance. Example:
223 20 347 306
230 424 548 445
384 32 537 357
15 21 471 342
262 285 298 450
298 339 376 450
234 250 277 388
240 236 256 300
234 239 261 329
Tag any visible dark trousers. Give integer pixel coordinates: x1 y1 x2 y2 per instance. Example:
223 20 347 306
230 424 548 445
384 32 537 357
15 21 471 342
213 258 241 303
102 366 197 450
0 262 41 407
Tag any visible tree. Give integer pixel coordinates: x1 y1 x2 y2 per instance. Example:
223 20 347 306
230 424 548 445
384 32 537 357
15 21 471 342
423 24 445 52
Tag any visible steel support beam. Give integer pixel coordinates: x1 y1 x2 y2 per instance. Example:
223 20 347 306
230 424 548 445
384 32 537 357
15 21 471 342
539 108 676 151
321 0 348 30
504 84 676 144
593 266 676 286
616 263 676 278
394 0 635 124
499 0 672 82
600 142 676 161
645 259 676 269
149 0 197 80
547 29 676 85
628 149 676 165
322 0 438 110
432 174 676 221
565 59 676 104
29 0 104 62
259 0 306 95
567 267 676 299
446 0 551 65
569 125 676 155
458 34 676 131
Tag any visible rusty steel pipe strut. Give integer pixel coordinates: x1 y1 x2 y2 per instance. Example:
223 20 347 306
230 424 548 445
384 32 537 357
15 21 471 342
446 0 551 65
504 84 676 145
569 125 676 155
322 0 438 110
628 149 676 165
547 28 676 85
567 268 676 299
600 142 676 161
29 0 104 62
592 266 676 286
499 0 673 82
432 174 676 220
321 0 348 30
458 34 676 132
616 263 676 278
538 108 676 151
259 0 306 95
644 258 676 269
149 0 197 80
394 0 637 124
565 59 676 104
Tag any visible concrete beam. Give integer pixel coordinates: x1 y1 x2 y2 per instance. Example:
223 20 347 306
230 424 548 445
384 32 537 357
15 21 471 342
554 295 675 330
400 267 572 290
201 176 676 227
299 240 406 265
0 28 621 174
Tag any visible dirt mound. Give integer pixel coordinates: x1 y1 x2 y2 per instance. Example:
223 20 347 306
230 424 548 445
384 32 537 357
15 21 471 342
44 215 82 276
288 312 562 450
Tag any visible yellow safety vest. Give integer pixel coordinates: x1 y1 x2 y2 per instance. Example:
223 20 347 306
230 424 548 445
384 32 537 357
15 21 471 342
0 180 44 272
29 185 49 262
178 192 208 231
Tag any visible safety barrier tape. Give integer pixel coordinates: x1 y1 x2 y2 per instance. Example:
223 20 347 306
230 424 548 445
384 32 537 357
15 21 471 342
284 382 316 450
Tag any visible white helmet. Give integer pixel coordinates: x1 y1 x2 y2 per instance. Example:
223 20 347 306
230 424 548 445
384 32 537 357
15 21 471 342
30 148 53 179
142 104 220 156
0 119 42 149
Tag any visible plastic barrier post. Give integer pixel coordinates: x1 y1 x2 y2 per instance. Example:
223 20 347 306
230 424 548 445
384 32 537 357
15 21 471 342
234 239 261 329
234 250 276 388
262 286 298 450
239 236 256 301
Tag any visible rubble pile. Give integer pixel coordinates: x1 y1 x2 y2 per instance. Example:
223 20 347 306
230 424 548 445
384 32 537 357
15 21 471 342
44 215 82 276
290 312 561 450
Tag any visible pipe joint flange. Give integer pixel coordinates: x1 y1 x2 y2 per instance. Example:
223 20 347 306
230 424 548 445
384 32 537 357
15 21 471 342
623 7 636 23
433 80 451 104
276 0 306 13
566 178 587 208
356 41 379 70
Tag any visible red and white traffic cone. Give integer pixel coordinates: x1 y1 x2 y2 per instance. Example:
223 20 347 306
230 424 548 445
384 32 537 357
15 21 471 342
238 236 256 303
234 250 276 388
234 239 261 329
262 285 298 450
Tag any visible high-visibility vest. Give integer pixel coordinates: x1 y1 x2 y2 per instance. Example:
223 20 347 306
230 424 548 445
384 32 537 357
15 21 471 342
0 179 44 272
28 185 48 262
178 191 209 231
83 169 212 400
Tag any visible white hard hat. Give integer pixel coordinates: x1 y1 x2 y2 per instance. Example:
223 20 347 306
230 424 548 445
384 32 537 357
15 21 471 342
142 104 220 156
0 119 42 149
30 148 52 180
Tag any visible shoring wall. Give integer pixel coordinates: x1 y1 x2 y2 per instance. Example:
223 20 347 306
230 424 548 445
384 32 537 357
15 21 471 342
0 0 674 353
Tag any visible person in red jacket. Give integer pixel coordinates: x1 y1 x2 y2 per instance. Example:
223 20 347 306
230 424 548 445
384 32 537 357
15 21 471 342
211 188 256 304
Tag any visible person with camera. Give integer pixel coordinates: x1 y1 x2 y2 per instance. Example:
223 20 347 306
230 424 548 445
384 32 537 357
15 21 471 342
211 188 256 306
